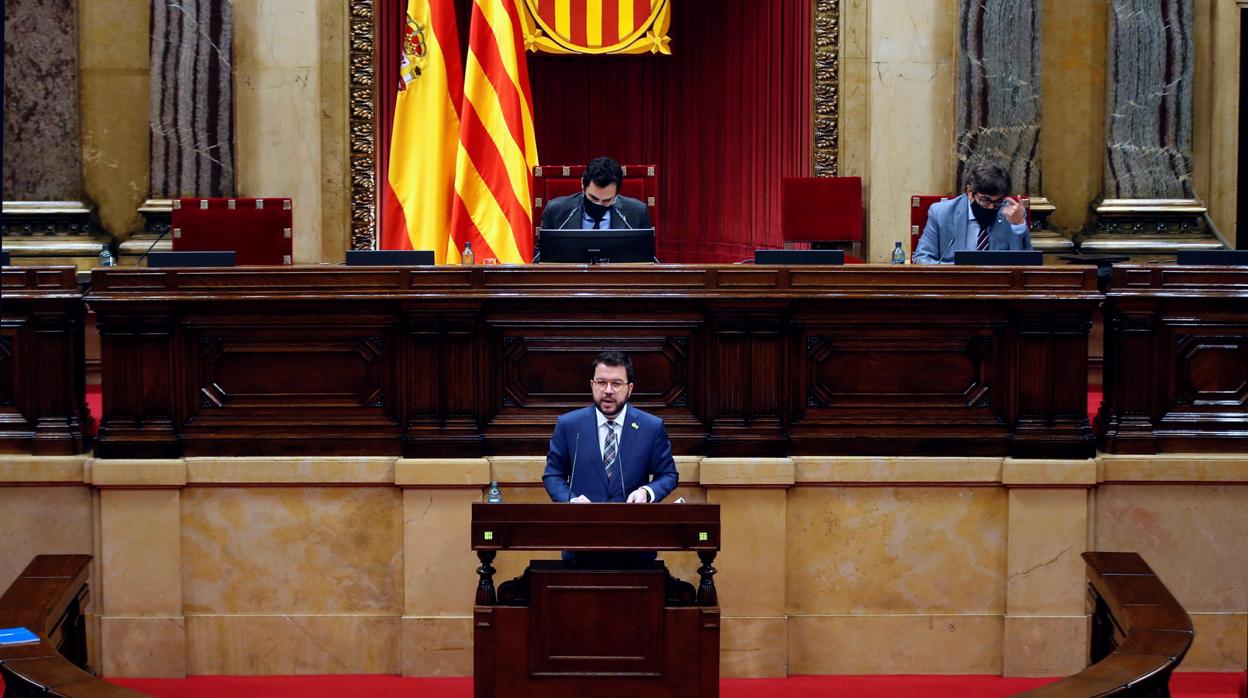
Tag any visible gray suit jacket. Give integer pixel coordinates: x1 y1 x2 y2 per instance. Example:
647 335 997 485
540 193 653 231
913 193 1032 264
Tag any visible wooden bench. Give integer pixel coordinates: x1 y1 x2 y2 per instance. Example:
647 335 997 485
1017 552 1193 697
0 555 144 697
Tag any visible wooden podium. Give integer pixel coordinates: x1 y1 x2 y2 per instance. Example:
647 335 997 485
470 503 721 697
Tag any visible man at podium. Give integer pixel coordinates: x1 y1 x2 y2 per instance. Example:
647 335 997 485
543 351 678 504
540 156 653 230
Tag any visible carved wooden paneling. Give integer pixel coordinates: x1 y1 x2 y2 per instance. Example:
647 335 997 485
86 265 1100 458
1101 266 1248 453
0 267 87 454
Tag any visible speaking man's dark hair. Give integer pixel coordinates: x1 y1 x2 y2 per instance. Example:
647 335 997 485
965 162 1012 197
591 350 634 384
583 156 625 189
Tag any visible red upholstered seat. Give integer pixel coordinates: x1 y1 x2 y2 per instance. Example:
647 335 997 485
780 177 864 262
171 198 293 265
910 194 1032 254
531 164 659 238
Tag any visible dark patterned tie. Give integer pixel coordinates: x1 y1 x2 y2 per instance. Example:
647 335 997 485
592 216 602 229
603 420 617 482
976 224 991 251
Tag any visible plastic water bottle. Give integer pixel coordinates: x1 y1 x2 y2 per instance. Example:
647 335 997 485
461 241 475 265
891 241 906 265
486 480 502 503
98 246 115 267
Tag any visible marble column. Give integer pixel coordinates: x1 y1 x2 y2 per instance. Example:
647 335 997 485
1084 0 1219 256
955 0 1068 249
127 0 235 261
2 0 104 266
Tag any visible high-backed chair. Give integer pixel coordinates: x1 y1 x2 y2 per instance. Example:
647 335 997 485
531 164 659 236
781 177 864 262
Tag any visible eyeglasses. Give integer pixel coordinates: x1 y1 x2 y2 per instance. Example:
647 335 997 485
584 190 617 207
591 378 629 391
971 193 1007 209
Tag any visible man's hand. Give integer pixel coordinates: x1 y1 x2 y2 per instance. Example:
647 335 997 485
626 488 650 504
1002 197 1025 226
570 495 591 504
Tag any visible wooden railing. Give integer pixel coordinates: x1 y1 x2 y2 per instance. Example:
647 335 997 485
0 555 144 697
1017 552 1193 697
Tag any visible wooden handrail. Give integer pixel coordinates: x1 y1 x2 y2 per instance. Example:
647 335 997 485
0 555 145 697
1015 552 1193 697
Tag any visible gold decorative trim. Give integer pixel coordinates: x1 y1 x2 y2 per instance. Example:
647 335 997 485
349 0 377 250
2 201 92 216
812 0 840 176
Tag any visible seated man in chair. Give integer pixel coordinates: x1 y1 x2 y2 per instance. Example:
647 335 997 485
913 161 1032 264
541 156 653 231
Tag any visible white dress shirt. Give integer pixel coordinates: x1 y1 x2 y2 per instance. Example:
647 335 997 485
593 404 654 502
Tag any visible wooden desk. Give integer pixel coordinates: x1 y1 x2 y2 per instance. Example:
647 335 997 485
0 267 88 455
470 503 720 698
86 265 1099 458
1099 265 1248 453
1017 552 1192 697
0 555 144 697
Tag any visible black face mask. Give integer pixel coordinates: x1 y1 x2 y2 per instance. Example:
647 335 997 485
970 200 998 229
583 194 610 222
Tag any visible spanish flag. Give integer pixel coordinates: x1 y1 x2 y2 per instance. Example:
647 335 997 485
449 0 539 264
382 0 464 261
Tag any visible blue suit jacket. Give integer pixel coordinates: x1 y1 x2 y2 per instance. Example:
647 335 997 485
543 404 678 503
913 193 1033 264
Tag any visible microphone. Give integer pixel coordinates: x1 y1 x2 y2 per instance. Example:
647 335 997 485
567 431 580 501
938 230 959 264
556 195 581 229
612 203 633 230
137 225 174 266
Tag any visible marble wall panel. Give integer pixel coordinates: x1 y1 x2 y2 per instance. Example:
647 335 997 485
0 485 92 591
402 616 472 677
185 614 399 675
1002 615 1088 677
708 488 786 617
1094 484 1248 613
181 487 402 614
1103 0 1196 199
403 488 479 617
232 1 327 263
2 0 82 200
1040 0 1107 233
101 616 186 678
149 0 235 198
789 614 1004 675
1183 612 1248 673
100 489 182 616
721 616 786 678
955 0 1043 193
1006 489 1087 616
787 486 1008 615
80 0 150 238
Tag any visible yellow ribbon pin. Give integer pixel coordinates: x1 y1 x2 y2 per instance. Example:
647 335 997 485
630 422 639 429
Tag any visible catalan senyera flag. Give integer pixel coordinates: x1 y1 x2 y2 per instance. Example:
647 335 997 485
449 0 539 264
382 0 464 261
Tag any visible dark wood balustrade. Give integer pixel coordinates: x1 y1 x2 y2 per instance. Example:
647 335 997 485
0 555 144 697
0 267 88 455
1015 552 1193 697
85 264 1099 459
1100 265 1248 453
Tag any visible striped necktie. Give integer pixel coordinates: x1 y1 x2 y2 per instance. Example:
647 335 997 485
976 223 991 251
603 420 617 482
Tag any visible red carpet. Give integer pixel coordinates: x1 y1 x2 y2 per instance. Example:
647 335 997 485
85 384 102 437
89 672 1243 698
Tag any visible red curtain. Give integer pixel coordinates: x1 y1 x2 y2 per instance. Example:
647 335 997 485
528 1 812 263
377 1 813 263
